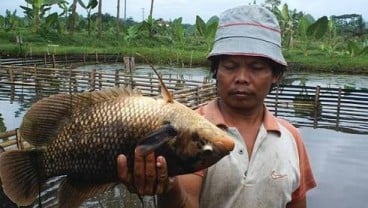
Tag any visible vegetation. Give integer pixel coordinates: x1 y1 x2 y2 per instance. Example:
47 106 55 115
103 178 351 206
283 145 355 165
0 0 368 73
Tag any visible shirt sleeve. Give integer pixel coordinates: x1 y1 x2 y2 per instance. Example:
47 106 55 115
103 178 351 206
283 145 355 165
193 169 205 177
278 119 317 201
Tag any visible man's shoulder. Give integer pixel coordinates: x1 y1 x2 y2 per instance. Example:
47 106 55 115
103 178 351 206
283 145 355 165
195 100 226 126
274 117 305 148
277 118 299 134
195 100 216 116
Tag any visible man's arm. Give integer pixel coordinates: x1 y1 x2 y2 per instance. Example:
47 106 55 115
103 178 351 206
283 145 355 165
158 173 202 208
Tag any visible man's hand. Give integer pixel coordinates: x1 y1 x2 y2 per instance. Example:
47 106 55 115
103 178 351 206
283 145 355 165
117 150 175 195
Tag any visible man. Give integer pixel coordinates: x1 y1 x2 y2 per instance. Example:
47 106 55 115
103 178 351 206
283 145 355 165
117 5 316 208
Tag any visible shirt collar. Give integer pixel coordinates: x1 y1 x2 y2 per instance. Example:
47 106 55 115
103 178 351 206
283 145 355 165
198 99 281 136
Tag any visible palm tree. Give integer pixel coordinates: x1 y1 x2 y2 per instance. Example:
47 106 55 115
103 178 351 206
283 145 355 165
116 0 121 36
149 0 154 18
97 0 103 38
68 0 78 35
124 0 127 20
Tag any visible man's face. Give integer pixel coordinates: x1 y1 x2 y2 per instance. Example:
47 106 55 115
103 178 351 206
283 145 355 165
216 55 279 110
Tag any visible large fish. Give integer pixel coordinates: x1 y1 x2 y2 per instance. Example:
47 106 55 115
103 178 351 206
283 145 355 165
0 146 17 208
0 69 234 207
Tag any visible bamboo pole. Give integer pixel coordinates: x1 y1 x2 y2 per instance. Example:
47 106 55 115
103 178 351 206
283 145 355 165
16 129 24 150
35 64 41 98
7 68 14 98
95 51 98 64
44 53 47 67
65 52 68 66
0 130 17 140
115 70 120 87
98 72 103 89
336 87 342 129
313 85 321 129
52 52 56 68
90 69 96 91
149 73 153 94
68 67 72 95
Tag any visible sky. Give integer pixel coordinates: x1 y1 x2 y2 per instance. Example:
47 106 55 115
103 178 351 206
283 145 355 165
1 0 368 24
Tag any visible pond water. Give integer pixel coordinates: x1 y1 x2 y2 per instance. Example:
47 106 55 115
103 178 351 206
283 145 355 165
282 71 368 90
77 63 212 82
300 127 368 208
0 64 368 207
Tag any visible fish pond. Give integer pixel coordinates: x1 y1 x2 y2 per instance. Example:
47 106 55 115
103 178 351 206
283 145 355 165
0 64 368 207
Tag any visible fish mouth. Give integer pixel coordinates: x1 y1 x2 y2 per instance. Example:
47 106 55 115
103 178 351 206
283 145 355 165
214 136 235 153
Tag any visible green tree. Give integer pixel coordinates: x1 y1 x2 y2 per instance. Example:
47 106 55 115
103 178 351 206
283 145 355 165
0 15 3 31
331 14 366 37
3 10 20 32
171 18 184 46
141 15 158 38
67 0 79 35
298 16 328 56
319 18 345 57
20 0 68 33
346 40 368 57
123 24 140 46
78 0 98 36
0 113 6 133
195 15 219 51
274 4 303 49
264 0 281 11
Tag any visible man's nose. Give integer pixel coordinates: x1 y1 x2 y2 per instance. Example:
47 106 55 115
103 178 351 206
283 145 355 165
235 67 250 83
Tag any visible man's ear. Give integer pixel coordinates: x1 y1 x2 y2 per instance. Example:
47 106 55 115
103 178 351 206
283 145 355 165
272 73 281 84
212 68 217 79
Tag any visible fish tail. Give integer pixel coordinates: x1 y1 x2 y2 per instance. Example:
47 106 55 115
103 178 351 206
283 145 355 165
0 149 45 206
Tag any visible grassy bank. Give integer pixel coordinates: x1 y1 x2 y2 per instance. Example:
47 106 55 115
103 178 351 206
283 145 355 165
1 31 368 74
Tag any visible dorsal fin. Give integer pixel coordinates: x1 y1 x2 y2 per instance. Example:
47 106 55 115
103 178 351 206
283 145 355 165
136 53 173 103
20 87 141 146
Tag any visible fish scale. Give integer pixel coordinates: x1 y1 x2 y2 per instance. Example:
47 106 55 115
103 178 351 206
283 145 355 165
41 96 168 181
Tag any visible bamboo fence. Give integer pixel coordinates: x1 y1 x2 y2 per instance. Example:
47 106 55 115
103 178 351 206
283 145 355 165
1 65 368 150
0 53 128 68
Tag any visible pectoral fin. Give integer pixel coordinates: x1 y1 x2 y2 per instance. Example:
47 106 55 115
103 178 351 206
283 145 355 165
136 124 177 156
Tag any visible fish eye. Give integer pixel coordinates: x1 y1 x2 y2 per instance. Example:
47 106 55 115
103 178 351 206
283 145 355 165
202 144 213 155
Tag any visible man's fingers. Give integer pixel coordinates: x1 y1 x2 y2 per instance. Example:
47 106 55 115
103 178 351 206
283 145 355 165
155 156 169 194
144 153 157 195
121 151 170 195
134 149 146 193
117 154 130 184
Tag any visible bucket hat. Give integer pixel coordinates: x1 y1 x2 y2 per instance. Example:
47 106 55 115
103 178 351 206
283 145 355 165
208 5 287 67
